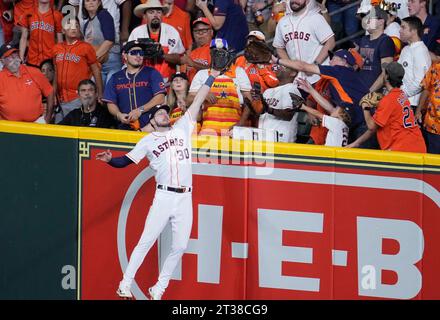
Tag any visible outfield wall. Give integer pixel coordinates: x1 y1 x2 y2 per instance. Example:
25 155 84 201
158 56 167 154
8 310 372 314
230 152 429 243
1 120 439 300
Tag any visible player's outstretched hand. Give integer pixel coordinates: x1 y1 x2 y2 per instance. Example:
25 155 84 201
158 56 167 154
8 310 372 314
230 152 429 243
96 149 112 162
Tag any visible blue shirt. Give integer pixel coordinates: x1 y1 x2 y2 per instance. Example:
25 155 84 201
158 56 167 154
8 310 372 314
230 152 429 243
319 65 370 128
103 66 166 129
214 0 249 53
422 15 440 51
357 34 395 89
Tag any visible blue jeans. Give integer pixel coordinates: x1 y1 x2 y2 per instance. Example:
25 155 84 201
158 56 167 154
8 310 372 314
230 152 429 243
328 1 360 38
101 51 122 85
0 24 4 47
349 122 380 149
423 129 440 154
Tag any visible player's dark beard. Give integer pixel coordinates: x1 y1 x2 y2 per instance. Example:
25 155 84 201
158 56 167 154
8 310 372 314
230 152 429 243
156 119 171 128
152 119 170 130
290 1 307 12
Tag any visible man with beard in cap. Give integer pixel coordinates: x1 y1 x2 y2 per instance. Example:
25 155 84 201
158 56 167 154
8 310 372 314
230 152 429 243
128 0 185 84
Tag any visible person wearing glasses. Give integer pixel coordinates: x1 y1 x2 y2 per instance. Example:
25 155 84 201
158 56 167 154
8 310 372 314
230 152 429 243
181 17 213 83
102 40 166 131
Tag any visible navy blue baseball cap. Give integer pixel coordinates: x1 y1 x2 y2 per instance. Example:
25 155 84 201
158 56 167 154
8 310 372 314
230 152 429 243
329 49 356 66
148 104 171 121
0 43 18 59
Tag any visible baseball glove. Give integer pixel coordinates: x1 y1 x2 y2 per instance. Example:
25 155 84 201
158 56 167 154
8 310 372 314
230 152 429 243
244 96 266 114
244 40 273 64
359 92 384 109
289 92 305 111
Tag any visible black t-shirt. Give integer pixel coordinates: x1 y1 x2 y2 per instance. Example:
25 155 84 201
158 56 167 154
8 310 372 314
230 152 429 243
356 34 395 88
60 103 117 128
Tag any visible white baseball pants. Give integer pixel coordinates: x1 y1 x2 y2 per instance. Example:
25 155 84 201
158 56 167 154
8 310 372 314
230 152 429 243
121 188 193 293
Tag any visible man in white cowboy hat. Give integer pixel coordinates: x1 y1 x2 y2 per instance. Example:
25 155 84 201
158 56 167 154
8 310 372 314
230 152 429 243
128 0 185 84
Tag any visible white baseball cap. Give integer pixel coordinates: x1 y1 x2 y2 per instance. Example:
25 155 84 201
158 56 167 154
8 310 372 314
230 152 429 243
247 30 266 41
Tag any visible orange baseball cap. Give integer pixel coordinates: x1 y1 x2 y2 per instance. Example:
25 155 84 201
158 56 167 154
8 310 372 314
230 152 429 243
192 17 211 27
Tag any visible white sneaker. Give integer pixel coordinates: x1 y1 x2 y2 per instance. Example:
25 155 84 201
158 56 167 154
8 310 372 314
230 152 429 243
116 282 133 299
148 286 163 300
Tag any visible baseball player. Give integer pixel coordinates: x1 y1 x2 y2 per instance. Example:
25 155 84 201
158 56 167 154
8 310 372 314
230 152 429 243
96 69 221 300
273 0 335 84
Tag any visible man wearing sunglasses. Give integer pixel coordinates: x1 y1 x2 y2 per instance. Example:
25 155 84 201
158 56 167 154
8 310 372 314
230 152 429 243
103 40 166 131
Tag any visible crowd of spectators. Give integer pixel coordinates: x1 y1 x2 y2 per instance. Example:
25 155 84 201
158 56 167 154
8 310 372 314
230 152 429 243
0 0 438 154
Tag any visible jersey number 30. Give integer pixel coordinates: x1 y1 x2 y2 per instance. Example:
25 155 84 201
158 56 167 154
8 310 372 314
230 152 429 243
177 148 190 161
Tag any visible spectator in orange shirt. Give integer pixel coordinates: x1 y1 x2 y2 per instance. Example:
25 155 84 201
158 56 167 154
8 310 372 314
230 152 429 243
351 62 426 153
52 18 103 123
162 0 193 51
18 0 63 68
0 44 54 123
181 17 212 83
11 0 55 46
235 30 279 93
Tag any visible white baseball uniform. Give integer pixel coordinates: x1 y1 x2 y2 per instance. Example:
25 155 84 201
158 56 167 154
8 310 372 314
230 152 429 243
322 115 349 147
121 112 195 295
259 83 300 143
273 6 334 84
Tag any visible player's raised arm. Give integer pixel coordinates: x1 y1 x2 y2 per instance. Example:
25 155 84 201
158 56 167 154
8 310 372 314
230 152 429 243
187 69 221 120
